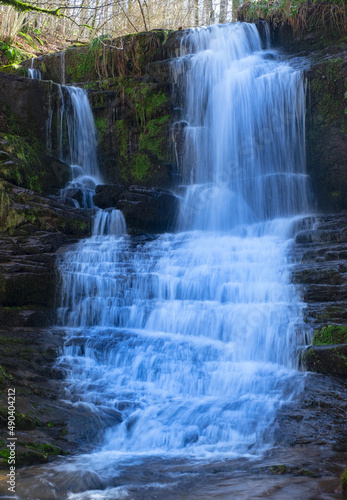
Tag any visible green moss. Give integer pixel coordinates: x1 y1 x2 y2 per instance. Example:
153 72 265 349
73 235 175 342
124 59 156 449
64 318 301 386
65 46 97 83
312 325 347 345
0 364 14 386
114 77 170 183
0 336 27 344
0 448 10 463
115 119 129 157
139 115 170 159
0 63 27 77
130 153 152 182
95 116 108 142
0 106 45 194
270 465 288 474
341 467 347 495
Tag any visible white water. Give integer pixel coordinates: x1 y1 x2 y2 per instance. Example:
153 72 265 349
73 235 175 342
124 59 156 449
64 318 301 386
28 58 41 80
58 85 101 208
56 22 312 475
57 85 124 233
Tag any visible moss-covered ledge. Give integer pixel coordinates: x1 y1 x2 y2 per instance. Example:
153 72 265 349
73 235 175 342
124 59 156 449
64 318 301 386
301 325 347 376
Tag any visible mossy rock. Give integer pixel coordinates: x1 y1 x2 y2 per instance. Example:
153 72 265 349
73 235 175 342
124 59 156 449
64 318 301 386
313 324 347 345
342 467 347 496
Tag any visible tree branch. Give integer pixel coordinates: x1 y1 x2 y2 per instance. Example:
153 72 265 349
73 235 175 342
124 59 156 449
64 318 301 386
0 0 62 16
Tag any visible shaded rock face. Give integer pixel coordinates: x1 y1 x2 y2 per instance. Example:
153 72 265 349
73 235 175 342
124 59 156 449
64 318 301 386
0 73 68 194
306 53 347 213
116 185 179 234
93 184 126 208
88 74 176 189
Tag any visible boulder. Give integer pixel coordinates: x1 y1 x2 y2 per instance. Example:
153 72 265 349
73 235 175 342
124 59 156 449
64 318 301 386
93 184 126 209
115 185 179 234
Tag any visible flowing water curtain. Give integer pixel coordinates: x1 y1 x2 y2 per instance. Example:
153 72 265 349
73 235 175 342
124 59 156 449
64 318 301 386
56 24 310 460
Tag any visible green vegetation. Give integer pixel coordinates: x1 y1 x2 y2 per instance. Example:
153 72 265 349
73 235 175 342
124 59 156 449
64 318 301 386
312 324 347 345
130 153 152 181
139 115 169 158
95 116 108 143
65 46 96 82
16 412 40 430
113 78 170 183
0 364 14 386
0 0 62 16
0 447 10 463
342 467 347 495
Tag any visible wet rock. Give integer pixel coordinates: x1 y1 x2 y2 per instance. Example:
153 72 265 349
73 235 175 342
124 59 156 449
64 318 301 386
93 184 126 209
116 185 179 234
274 373 347 447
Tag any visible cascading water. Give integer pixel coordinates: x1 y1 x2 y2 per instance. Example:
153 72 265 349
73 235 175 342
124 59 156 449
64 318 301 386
56 84 125 232
28 58 42 80
50 22 312 496
58 85 101 207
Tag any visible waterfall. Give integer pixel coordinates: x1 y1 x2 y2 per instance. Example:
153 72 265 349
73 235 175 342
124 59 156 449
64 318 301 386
28 58 42 80
56 23 312 467
56 85 124 232
58 86 100 207
174 23 311 230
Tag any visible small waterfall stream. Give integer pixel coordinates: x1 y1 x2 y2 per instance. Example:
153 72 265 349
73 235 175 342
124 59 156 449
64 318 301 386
56 84 125 232
27 58 42 80
20 23 314 498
